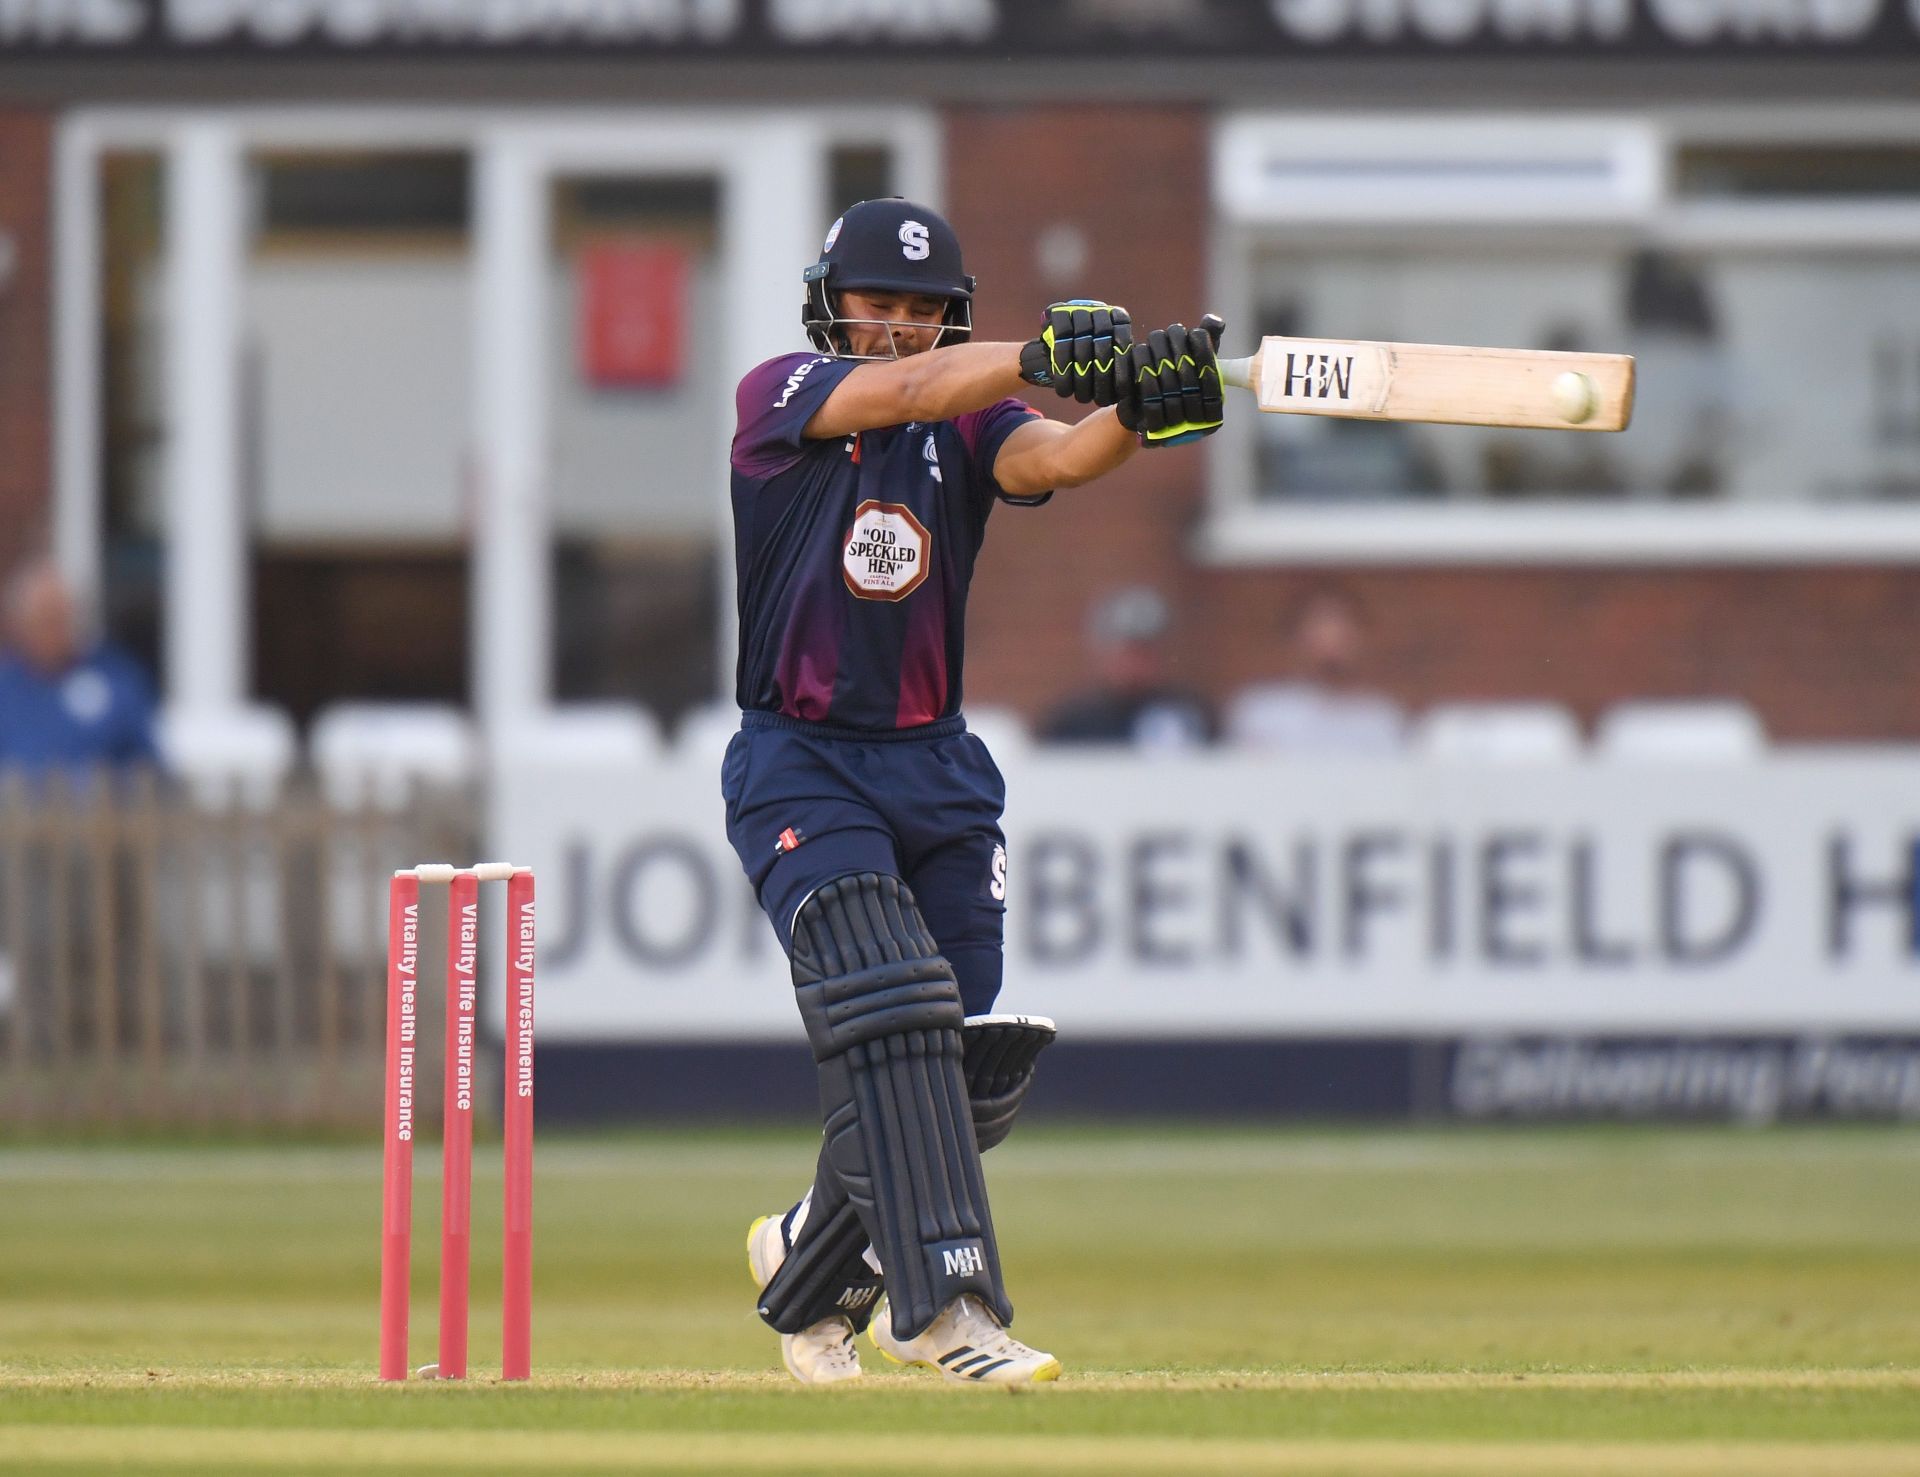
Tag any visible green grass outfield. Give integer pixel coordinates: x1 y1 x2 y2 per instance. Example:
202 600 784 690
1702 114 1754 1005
4 1126 1920 1474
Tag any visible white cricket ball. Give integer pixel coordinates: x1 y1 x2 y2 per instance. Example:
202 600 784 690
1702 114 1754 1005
1550 370 1597 425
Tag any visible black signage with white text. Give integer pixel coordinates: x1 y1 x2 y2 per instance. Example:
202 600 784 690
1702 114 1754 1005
7 0 1919 57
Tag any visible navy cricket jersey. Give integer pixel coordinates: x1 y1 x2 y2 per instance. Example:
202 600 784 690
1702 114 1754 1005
730 351 1048 731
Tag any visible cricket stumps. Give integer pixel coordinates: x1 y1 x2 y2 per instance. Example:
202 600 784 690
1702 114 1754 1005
379 862 535 1382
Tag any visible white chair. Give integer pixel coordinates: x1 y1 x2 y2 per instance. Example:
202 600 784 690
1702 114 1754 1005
154 704 300 968
1411 702 1584 763
309 704 479 969
674 702 745 770
1594 700 1767 762
963 704 1031 760
492 703 664 771
156 703 299 809
309 702 477 810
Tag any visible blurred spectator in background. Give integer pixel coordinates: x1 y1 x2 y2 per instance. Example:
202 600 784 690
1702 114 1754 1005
1226 585 1406 755
0 555 160 779
1040 585 1214 751
1620 249 1730 499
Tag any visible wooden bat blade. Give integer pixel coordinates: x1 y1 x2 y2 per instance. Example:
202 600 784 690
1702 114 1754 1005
1219 337 1635 432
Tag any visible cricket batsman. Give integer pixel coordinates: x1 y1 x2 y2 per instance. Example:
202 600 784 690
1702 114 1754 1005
723 197 1224 1384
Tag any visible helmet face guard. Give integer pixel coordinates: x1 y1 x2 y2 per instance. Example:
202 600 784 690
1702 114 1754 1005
803 264 974 359
800 199 974 360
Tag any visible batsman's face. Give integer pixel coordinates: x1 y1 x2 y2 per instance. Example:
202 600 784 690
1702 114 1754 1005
838 290 949 359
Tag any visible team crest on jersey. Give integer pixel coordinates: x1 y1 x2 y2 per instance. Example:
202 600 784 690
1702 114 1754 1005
842 499 931 602
924 433 942 483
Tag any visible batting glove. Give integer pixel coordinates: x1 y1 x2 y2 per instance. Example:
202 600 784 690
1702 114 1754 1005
1019 301 1135 407
1118 314 1226 447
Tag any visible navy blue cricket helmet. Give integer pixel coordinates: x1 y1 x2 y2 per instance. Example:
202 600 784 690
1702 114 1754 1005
802 197 975 357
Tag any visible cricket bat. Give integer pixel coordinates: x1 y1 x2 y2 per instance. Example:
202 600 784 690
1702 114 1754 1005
1218 337 1635 432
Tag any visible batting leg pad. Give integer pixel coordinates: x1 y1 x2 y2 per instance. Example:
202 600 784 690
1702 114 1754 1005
962 1014 1057 1152
757 1014 1056 1333
755 1154 884 1335
790 873 1011 1339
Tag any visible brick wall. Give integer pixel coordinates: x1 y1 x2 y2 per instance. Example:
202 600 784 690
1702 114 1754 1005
3 105 1909 739
0 108 51 578
944 105 1213 720
1197 566 1920 743
945 106 1920 744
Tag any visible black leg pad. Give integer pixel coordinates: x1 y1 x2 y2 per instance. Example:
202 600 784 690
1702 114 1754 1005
781 873 1010 1339
962 1014 1057 1152
758 1012 1056 1335
755 1163 886 1335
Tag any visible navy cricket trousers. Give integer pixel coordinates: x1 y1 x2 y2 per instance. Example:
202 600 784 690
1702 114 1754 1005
719 711 1008 1016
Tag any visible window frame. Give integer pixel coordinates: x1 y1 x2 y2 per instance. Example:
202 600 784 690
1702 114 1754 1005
1205 108 1920 566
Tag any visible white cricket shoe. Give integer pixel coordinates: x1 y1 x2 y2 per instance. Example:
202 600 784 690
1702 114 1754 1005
869 1294 1062 1384
746 1214 863 1385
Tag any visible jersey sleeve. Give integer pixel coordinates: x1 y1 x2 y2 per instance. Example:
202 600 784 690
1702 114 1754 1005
730 353 862 480
956 396 1052 509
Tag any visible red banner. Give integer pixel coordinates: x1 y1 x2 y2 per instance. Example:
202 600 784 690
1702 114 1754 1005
580 241 686 388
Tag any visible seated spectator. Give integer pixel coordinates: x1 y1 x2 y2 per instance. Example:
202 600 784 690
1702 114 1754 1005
0 555 159 779
1040 586 1214 751
1226 586 1406 756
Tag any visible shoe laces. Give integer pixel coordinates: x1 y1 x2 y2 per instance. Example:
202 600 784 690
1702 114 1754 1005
799 1317 861 1372
943 1296 1040 1360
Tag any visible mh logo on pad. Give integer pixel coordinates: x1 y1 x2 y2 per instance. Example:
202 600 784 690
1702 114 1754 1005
941 1245 985 1278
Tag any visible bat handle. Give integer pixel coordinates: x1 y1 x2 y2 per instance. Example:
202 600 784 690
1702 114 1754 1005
1218 355 1256 391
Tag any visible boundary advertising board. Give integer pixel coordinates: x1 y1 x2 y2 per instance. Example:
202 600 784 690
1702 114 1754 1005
496 748 1920 1044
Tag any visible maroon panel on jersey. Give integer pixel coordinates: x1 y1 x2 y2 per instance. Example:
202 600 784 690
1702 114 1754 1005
730 351 1045 732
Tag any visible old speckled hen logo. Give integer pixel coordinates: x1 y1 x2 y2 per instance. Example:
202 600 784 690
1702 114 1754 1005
842 500 930 601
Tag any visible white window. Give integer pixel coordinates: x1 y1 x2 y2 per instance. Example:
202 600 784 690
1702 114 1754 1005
1207 113 1920 563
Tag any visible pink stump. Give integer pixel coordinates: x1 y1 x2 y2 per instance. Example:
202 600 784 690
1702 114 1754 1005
502 869 536 1381
379 873 421 1381
437 870 479 1380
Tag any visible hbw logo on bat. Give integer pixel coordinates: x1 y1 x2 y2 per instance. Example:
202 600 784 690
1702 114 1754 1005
1282 351 1355 401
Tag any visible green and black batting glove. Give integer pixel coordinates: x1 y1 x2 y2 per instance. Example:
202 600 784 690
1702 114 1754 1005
1019 301 1134 407
1118 314 1227 447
